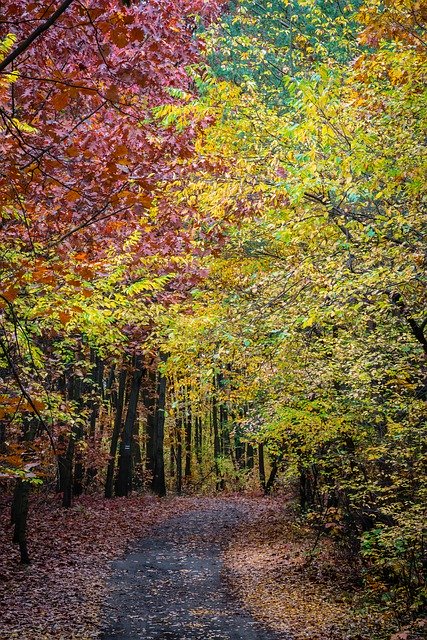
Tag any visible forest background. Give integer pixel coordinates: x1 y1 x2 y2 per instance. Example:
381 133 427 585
0 0 426 637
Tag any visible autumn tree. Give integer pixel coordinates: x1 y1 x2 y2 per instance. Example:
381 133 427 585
153 0 427 620
0 0 224 560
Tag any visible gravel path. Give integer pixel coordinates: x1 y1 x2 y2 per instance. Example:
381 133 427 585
100 501 287 640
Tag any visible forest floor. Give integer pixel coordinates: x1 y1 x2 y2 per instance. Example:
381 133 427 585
0 492 417 640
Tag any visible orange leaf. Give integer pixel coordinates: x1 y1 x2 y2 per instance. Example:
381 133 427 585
51 91 69 110
32 399 46 412
58 311 71 324
65 190 80 202
105 86 120 102
111 30 128 48
66 145 80 158
2 287 18 303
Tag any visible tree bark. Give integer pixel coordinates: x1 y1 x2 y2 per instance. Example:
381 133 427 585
86 351 104 486
72 372 84 497
195 415 202 464
151 355 166 496
258 443 266 492
234 419 244 468
212 385 222 491
144 356 167 496
11 479 31 564
184 386 192 479
246 443 254 469
61 433 74 508
115 357 143 497
144 365 157 486
265 454 282 494
131 411 143 489
105 368 126 498
10 415 38 562
176 426 182 495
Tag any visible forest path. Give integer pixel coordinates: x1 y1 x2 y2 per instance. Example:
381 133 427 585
100 499 287 640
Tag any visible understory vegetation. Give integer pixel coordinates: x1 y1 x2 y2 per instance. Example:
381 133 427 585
0 0 426 637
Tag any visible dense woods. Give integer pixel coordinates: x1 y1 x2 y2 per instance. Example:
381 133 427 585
0 0 426 637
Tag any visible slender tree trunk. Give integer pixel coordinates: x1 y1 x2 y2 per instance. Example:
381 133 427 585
86 351 104 486
221 409 228 456
300 467 308 511
105 368 126 498
61 371 78 507
170 443 175 478
234 420 244 468
11 479 31 564
131 413 142 489
72 374 84 497
265 454 282 494
212 385 222 491
151 364 166 496
61 432 75 508
57 368 78 503
258 443 266 492
176 426 182 495
246 443 254 469
115 357 143 497
10 415 38 562
144 365 157 487
195 415 202 464
151 356 166 496
144 356 167 496
184 386 192 479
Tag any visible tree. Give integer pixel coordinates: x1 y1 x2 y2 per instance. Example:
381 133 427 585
152 0 427 617
0 0 224 560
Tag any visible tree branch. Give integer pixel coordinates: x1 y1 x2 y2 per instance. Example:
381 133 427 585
0 0 76 74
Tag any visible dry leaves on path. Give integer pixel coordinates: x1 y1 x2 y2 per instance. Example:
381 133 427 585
224 497 396 640
0 492 284 640
0 493 197 640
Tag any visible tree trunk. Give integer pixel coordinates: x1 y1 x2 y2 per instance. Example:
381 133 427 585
212 386 223 491
10 415 38 562
0 421 6 454
265 454 282 494
246 443 254 469
131 412 143 489
144 365 157 488
258 443 266 492
299 466 313 511
144 356 167 496
72 374 84 497
170 443 175 478
184 387 192 479
115 357 143 497
11 479 31 564
195 415 202 464
105 368 126 498
151 356 166 496
60 431 75 508
234 420 244 468
176 426 182 495
86 351 104 485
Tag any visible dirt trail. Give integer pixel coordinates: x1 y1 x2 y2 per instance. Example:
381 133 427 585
100 500 288 640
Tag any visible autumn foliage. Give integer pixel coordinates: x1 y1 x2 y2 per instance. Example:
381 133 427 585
0 1 426 638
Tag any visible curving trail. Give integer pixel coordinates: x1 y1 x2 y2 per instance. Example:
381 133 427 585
100 501 287 640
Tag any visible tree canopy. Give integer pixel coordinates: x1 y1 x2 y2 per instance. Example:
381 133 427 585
0 0 426 634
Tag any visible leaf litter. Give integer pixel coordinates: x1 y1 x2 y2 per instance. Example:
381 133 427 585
1 492 421 640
